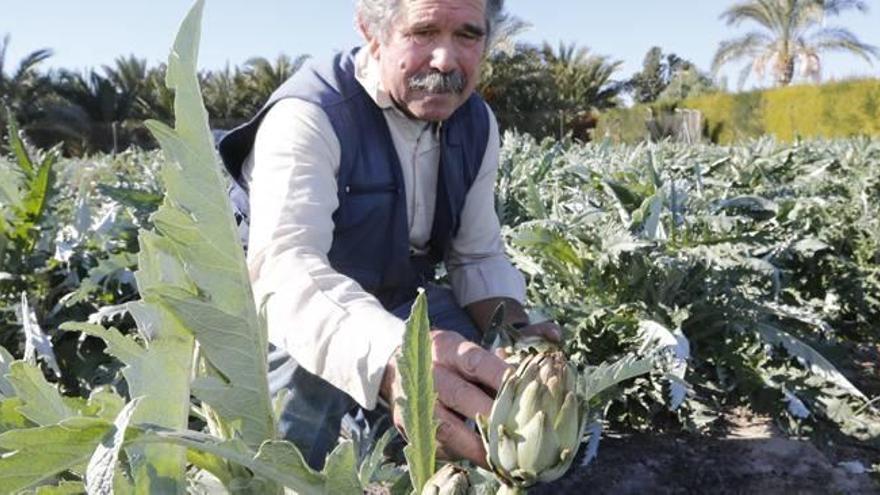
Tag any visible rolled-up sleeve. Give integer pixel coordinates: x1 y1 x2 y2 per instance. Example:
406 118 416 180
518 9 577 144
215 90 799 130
446 106 527 306
246 98 405 410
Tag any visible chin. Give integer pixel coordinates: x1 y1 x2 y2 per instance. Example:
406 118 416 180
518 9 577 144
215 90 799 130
407 94 464 122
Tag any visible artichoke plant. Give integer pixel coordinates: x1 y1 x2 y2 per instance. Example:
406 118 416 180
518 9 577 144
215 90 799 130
477 347 585 493
421 463 474 495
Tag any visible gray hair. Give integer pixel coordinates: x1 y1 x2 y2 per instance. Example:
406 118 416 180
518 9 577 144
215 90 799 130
356 0 508 49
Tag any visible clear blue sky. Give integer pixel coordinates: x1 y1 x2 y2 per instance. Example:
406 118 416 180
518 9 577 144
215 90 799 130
4 0 879 91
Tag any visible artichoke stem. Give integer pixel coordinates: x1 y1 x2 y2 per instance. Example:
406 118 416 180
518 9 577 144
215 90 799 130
498 484 528 495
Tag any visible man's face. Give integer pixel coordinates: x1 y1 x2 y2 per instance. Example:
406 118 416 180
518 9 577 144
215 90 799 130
367 0 488 122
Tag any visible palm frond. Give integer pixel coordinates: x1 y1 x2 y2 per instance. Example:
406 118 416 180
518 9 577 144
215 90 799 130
806 27 880 61
712 31 773 74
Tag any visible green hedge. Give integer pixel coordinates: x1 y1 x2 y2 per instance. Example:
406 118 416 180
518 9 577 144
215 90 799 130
595 78 880 144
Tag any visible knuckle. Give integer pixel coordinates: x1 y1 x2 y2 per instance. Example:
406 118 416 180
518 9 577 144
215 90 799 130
461 347 483 376
435 418 455 442
447 383 468 410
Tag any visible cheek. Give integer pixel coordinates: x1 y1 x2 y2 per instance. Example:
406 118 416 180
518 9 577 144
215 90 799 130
460 50 483 81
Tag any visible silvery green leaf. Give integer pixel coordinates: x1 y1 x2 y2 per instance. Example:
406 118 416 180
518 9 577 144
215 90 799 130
86 303 132 325
637 320 690 410
137 427 332 494
141 0 275 452
792 237 830 257
323 441 362 495
755 323 866 400
641 193 667 241
579 420 603 467
357 427 396 487
398 290 437 493
0 417 112 492
715 195 778 220
580 353 656 403
18 292 61 378
85 398 142 494
7 361 75 426
0 346 15 397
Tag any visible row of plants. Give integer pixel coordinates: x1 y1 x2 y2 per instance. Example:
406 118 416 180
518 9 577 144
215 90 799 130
495 131 879 441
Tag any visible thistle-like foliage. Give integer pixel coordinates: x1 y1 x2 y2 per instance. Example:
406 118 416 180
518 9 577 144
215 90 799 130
499 133 880 441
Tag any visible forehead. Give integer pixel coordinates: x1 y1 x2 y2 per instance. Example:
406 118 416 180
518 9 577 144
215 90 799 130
399 0 488 25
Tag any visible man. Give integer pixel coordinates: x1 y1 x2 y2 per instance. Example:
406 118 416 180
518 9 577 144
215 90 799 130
219 0 560 470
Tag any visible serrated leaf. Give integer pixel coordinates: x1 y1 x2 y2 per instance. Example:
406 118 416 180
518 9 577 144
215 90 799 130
580 353 656 403
397 290 437 493
323 441 362 495
19 292 61 378
85 398 141 494
6 112 33 178
0 417 111 492
357 427 397 487
755 323 866 400
0 398 32 432
637 320 690 410
0 345 15 397
137 0 274 451
7 361 75 426
524 177 548 219
137 428 327 494
641 193 667 241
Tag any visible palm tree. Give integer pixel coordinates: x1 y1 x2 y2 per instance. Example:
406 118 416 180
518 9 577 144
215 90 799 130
242 53 309 107
541 42 622 112
36 69 135 154
540 42 623 138
0 34 53 126
712 0 880 87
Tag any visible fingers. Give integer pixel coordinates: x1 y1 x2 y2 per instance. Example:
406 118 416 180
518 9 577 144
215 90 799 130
431 331 510 392
519 321 562 343
389 385 490 469
434 365 494 420
435 405 489 469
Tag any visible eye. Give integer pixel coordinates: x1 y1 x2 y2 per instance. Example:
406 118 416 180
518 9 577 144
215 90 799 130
408 28 437 46
455 30 484 47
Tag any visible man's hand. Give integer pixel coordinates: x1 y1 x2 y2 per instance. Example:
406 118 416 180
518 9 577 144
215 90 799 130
380 329 510 468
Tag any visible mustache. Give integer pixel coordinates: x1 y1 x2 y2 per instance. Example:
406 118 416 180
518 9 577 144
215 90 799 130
407 70 467 94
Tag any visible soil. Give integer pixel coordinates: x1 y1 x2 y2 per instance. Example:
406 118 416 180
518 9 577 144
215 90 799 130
531 408 879 495
527 343 880 495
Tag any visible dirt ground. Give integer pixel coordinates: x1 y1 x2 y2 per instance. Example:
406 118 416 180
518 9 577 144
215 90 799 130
530 410 878 494
529 343 880 494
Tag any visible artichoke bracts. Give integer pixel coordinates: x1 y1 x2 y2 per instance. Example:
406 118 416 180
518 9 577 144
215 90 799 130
421 464 474 495
476 348 585 490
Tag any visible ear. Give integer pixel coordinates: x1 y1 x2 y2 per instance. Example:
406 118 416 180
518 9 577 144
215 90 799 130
356 14 382 59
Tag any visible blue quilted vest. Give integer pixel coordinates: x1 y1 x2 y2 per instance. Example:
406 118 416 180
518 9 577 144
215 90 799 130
218 48 490 310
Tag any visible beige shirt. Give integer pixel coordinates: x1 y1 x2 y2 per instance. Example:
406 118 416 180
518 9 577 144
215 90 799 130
242 48 526 410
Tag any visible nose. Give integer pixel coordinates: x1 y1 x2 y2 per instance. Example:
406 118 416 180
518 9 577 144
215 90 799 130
429 38 457 73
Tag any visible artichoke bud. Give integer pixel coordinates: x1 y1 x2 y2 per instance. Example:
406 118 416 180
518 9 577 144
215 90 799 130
421 464 473 495
479 349 585 489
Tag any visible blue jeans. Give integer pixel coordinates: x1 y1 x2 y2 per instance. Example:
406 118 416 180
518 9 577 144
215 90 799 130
267 284 480 469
